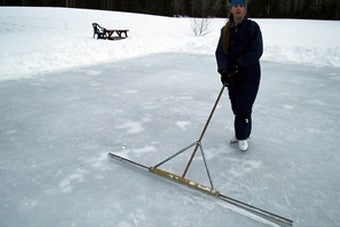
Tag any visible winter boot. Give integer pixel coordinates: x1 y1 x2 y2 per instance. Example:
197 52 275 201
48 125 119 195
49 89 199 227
238 140 249 151
229 137 238 144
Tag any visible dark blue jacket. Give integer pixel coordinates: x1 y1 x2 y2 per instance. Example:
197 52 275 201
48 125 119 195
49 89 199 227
215 18 263 80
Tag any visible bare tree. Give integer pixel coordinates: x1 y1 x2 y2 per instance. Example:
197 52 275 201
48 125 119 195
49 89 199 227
191 18 211 36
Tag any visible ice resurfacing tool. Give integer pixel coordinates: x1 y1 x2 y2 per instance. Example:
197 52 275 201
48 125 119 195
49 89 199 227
108 84 293 226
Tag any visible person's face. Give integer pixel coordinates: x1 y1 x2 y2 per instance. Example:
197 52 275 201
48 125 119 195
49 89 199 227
231 4 246 21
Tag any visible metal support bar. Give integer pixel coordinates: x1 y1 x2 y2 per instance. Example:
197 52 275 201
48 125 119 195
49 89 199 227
153 85 226 190
182 85 226 178
153 141 198 169
153 140 215 190
198 142 214 189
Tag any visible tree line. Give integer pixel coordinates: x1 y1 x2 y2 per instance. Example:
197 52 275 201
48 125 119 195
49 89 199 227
1 0 339 19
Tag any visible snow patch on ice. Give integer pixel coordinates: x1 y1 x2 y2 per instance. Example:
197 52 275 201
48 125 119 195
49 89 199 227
305 127 322 134
133 145 157 156
115 121 144 134
176 121 191 130
281 104 295 110
3 129 17 135
142 116 152 123
59 169 89 193
20 197 38 210
89 80 102 86
204 146 231 160
89 152 112 171
229 159 263 178
130 209 147 225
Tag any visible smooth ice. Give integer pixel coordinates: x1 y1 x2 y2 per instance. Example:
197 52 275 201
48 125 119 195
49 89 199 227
1 54 339 226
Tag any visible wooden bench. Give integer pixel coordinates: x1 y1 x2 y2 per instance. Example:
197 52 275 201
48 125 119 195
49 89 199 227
92 23 129 40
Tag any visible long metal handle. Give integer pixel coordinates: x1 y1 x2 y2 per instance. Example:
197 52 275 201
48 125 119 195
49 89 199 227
182 85 226 178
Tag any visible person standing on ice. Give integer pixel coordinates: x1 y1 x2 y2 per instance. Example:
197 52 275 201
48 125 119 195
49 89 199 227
215 0 263 151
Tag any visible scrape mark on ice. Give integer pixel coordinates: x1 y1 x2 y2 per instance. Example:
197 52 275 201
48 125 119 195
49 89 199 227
308 99 328 106
216 199 279 227
134 145 156 156
3 129 17 135
176 121 191 130
116 121 144 134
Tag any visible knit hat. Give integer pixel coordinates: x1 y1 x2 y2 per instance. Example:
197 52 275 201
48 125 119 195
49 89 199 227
229 0 247 9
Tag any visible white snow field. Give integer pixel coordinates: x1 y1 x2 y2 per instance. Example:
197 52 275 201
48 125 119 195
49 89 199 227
0 7 339 227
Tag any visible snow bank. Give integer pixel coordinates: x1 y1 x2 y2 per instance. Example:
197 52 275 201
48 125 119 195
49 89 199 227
0 7 339 81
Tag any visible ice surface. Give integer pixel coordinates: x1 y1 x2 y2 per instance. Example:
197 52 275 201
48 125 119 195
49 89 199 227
1 54 339 226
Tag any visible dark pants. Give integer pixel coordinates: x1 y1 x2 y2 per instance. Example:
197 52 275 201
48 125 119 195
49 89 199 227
228 75 260 140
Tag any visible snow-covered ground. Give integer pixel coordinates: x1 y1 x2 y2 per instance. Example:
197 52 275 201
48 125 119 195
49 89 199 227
0 7 339 81
0 7 340 227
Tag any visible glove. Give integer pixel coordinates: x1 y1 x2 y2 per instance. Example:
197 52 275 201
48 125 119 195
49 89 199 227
229 64 239 76
220 70 231 86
